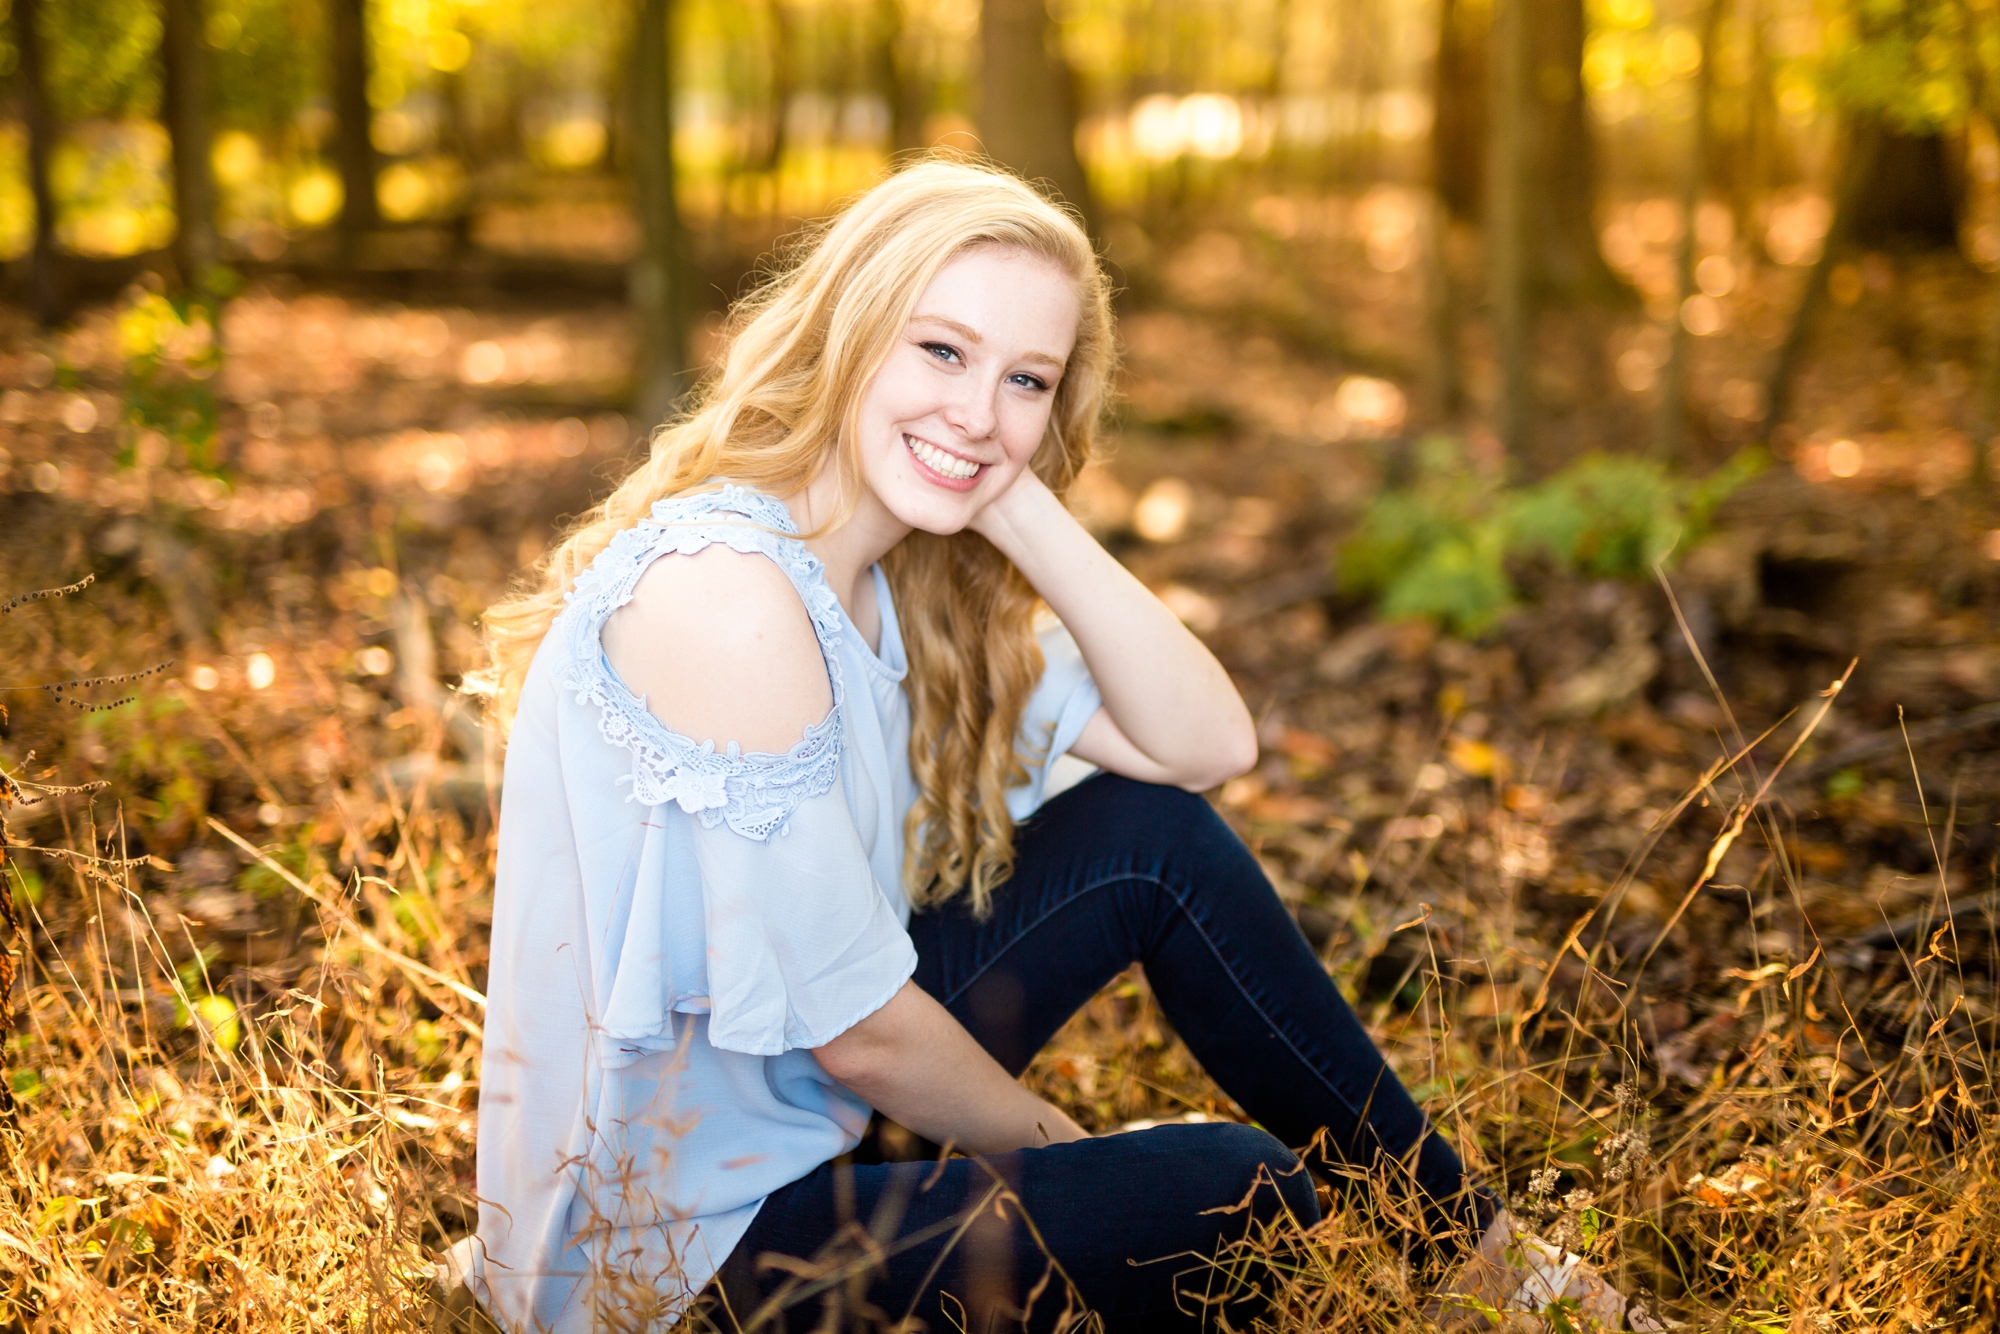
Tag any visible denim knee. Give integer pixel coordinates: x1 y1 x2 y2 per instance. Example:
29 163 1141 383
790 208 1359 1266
1073 776 1252 874
1195 1122 1322 1230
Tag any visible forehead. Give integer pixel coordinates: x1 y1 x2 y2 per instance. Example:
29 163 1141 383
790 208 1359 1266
910 247 1079 358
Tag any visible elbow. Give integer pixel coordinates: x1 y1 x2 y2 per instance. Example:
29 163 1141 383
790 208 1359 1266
1179 720 1260 793
810 1026 892 1094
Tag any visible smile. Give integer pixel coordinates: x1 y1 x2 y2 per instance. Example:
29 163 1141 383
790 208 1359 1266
903 434 983 483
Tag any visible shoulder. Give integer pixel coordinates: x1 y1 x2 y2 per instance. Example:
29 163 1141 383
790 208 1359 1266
602 544 835 756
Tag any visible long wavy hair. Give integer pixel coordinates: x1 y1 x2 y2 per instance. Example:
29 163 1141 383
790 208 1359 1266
479 157 1116 914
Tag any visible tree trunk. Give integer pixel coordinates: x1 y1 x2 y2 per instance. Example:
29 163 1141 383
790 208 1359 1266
1847 126 1964 251
979 0 1096 232
1488 0 1531 468
756 0 795 172
1438 0 1617 306
877 0 925 154
161 0 219 294
1762 122 1875 440
1764 123 1964 443
13 0 62 323
1432 0 1487 222
330 0 381 242
1656 0 1724 466
1975 264 2000 489
1524 0 1619 301
630 0 690 429
1426 0 1478 420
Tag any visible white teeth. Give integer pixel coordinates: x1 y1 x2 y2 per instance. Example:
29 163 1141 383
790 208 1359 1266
905 435 980 481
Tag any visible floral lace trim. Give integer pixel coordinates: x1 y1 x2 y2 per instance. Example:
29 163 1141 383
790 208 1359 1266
558 485 845 840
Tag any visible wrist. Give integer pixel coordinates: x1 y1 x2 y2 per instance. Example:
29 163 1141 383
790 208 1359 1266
972 471 1069 564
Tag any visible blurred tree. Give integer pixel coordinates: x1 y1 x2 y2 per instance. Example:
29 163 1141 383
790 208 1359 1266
1488 0 1530 466
875 0 925 154
1766 0 1995 439
329 0 380 242
980 0 1096 230
630 0 690 427
1820 0 1978 250
1656 0 1725 466
12 0 63 321
1434 0 1617 302
161 0 219 292
755 0 796 171
1433 0 1487 221
1525 0 1619 300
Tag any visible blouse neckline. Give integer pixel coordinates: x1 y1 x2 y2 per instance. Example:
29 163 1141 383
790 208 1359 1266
844 563 909 685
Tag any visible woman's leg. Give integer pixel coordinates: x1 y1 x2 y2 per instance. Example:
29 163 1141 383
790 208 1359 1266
707 1121 1317 1334
906 773 1493 1259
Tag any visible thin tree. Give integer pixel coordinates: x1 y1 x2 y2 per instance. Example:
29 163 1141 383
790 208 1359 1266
1424 0 1470 423
330 0 381 247
12 0 61 323
1487 0 1530 467
979 0 1096 232
1656 0 1725 466
161 0 219 297
876 0 925 155
1525 0 1620 301
629 0 691 430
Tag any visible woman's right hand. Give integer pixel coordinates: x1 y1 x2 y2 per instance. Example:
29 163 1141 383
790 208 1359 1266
812 980 1088 1155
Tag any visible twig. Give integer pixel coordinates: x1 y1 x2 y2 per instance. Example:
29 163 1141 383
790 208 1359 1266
1849 892 2000 950
1780 701 2000 788
0 573 94 616
1632 659 1858 981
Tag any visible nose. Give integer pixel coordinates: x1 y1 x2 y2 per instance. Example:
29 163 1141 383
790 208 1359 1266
940 373 999 443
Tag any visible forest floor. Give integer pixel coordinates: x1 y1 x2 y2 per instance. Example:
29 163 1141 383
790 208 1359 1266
0 195 1997 1331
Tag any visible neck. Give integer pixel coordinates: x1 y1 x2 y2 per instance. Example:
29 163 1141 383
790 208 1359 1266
785 465 910 615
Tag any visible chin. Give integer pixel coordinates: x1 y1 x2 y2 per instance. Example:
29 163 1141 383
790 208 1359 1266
888 492 980 538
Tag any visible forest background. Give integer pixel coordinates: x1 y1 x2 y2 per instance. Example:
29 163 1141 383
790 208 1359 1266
2 0 2000 1329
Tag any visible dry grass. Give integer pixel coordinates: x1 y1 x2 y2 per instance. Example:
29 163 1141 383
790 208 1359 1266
4 553 1996 1334
0 271 1996 1330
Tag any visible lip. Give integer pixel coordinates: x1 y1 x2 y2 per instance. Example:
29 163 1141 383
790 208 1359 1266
902 433 986 493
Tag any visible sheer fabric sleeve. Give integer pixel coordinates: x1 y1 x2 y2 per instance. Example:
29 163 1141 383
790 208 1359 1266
590 772 916 1065
561 486 914 1066
691 784 916 1055
1006 617 1104 820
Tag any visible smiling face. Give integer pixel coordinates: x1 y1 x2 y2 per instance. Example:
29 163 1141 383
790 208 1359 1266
850 245 1081 535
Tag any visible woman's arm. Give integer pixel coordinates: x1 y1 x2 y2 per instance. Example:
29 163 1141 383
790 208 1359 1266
970 473 1257 792
812 981 1088 1154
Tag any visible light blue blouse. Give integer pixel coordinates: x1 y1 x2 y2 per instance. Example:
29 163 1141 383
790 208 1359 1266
471 487 1102 1332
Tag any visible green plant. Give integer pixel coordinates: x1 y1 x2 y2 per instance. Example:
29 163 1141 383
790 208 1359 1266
1339 438 1762 636
115 286 230 475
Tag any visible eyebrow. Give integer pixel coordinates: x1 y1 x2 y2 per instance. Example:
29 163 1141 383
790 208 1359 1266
910 314 1067 372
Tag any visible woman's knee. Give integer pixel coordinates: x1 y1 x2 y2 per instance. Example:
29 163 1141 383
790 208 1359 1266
1163 1122 1320 1231
1063 775 1254 874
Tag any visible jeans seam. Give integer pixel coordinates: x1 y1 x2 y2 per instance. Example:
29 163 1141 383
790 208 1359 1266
942 871 1373 1132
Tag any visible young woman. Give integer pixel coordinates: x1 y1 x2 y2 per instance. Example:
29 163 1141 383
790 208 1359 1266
467 159 1647 1332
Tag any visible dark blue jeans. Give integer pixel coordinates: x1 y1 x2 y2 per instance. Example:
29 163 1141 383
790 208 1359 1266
706 775 1488 1332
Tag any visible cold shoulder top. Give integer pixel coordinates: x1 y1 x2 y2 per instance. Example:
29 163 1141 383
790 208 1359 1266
471 486 1103 1332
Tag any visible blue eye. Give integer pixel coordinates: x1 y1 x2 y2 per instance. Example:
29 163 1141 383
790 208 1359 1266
1008 372 1050 392
921 341 962 364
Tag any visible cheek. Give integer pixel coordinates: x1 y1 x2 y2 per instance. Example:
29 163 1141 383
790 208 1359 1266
1002 400 1054 466
861 360 937 433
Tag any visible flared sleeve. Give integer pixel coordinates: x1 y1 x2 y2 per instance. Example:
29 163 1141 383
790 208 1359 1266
561 485 917 1069
692 785 916 1055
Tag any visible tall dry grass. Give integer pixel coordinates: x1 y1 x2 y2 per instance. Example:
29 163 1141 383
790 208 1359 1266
2 563 1996 1334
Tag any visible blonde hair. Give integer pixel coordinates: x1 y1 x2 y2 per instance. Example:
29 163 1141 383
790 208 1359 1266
480 157 1115 914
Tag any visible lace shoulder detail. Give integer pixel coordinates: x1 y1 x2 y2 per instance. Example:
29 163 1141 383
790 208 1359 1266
556 484 846 840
